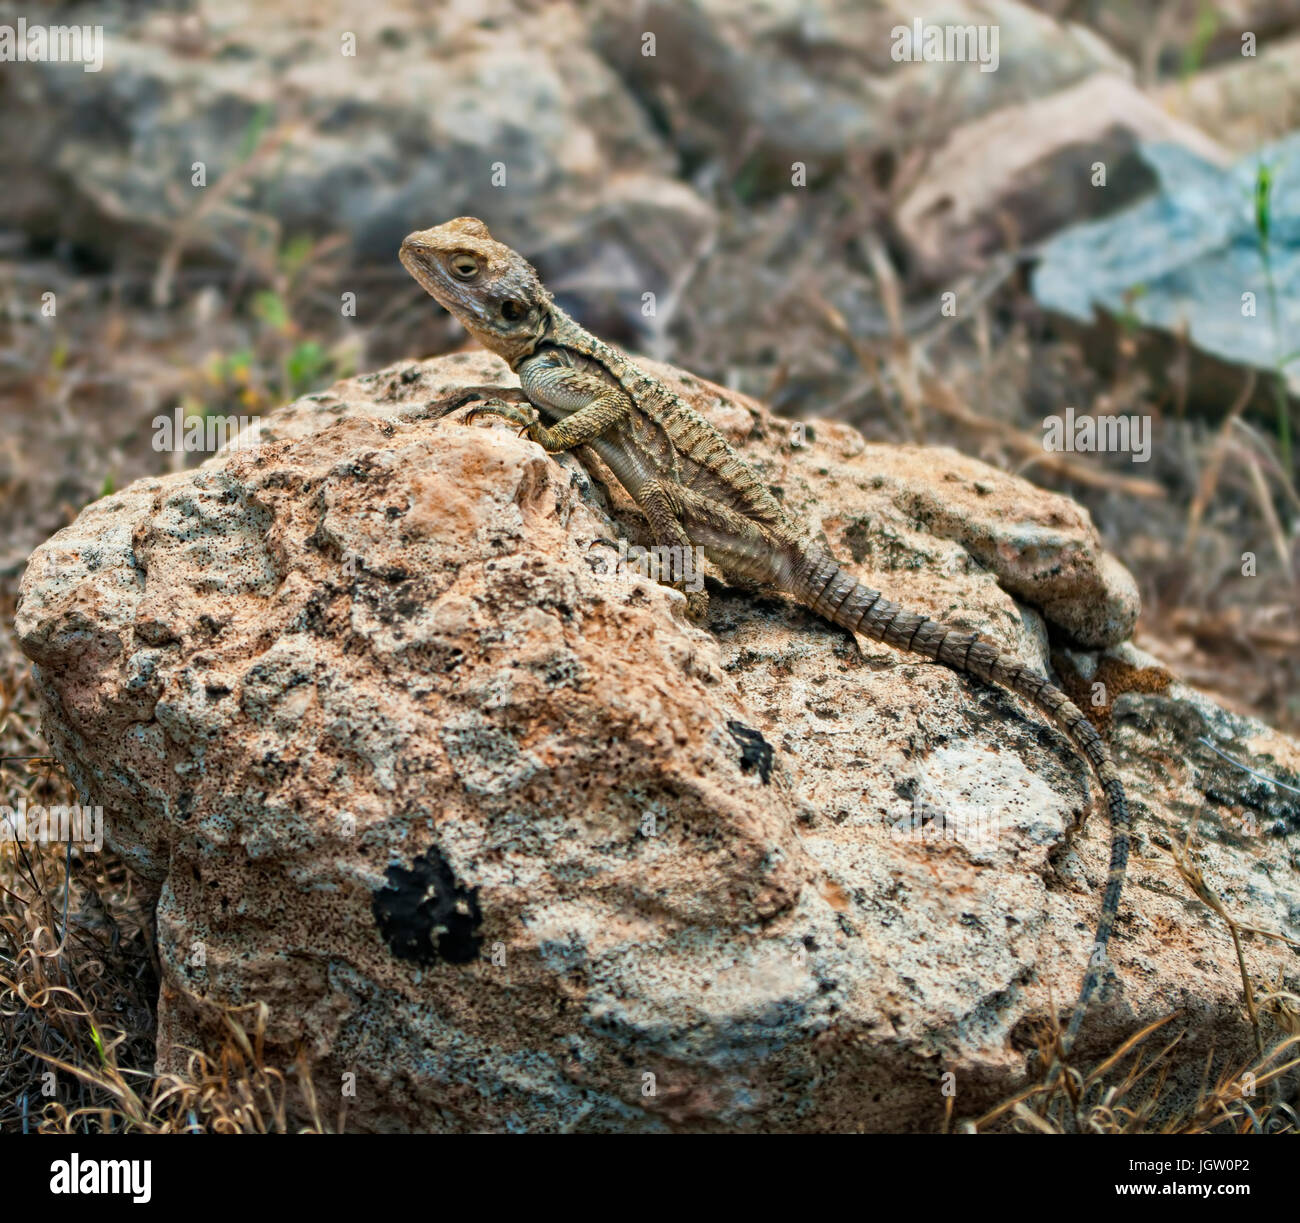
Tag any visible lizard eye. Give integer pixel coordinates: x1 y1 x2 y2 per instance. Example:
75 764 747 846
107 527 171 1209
500 300 526 322
450 255 478 280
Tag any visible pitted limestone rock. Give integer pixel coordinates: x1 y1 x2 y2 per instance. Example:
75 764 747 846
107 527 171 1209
15 353 1298 1132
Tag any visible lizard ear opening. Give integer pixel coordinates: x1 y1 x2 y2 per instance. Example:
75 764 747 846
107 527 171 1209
500 300 526 322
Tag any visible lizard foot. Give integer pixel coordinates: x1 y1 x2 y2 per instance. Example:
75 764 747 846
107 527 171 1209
678 585 710 622
464 398 538 435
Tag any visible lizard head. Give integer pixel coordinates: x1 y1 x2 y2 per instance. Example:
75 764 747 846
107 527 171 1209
400 217 551 368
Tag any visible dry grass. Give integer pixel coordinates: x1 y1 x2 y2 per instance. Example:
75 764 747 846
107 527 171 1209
0 827 326 1135
969 1019 1300 1134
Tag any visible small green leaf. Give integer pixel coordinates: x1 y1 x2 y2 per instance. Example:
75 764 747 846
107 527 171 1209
1179 2 1219 78
279 234 315 276
287 341 330 393
238 102 273 162
1116 283 1148 336
1254 162 1273 251
89 1022 107 1065
252 291 291 332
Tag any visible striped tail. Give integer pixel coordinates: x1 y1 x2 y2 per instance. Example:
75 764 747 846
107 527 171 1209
787 548 1130 1053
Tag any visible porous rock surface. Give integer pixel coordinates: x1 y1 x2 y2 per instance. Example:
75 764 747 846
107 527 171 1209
16 352 1300 1132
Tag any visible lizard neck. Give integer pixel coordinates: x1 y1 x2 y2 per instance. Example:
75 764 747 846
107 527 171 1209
513 308 622 381
498 302 564 374
546 308 602 357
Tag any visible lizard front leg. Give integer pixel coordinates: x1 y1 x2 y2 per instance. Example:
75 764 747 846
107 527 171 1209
508 355 634 452
463 369 630 451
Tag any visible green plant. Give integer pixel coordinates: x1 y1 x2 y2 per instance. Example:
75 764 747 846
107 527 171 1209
1252 160 1294 477
1179 1 1220 80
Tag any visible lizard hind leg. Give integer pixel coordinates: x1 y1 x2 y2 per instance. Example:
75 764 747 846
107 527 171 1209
636 480 710 621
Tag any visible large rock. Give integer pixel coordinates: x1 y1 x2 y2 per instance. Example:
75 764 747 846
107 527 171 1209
1032 132 1300 410
590 0 1130 190
1157 34 1300 152
895 73 1231 278
16 353 1299 1132
0 0 703 326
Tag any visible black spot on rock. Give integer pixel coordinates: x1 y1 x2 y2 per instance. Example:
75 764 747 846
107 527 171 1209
256 751 294 783
197 614 225 638
727 719 773 784
372 845 483 966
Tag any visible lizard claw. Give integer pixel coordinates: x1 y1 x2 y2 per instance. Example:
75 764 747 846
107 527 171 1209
464 397 537 432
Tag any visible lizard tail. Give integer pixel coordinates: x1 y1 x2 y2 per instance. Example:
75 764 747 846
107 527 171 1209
787 550 1129 1054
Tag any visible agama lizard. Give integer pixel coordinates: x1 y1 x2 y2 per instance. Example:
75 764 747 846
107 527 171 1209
400 216 1131 1056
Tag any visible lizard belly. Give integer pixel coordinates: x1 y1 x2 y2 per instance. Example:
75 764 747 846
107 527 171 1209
587 431 652 499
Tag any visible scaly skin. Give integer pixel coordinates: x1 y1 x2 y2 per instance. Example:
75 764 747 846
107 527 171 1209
400 216 1130 1056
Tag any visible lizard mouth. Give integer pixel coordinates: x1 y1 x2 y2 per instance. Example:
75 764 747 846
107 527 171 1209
400 239 497 330
399 241 448 303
